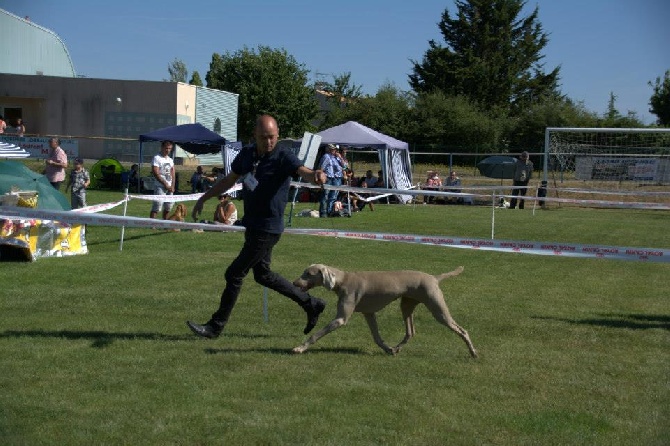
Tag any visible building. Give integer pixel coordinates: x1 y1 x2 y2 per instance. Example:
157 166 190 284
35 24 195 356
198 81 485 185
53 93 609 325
0 8 238 162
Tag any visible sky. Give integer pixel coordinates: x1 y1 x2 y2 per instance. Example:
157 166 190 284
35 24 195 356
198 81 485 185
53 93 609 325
3 0 668 124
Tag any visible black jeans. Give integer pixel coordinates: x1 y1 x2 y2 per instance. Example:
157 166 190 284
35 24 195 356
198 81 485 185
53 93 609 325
510 180 529 209
210 228 317 326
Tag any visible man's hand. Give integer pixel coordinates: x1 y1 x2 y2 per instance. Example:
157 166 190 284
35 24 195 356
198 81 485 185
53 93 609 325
192 198 205 221
314 169 326 186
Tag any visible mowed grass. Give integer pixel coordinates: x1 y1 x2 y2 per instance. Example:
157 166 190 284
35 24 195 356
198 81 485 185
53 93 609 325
1 190 668 445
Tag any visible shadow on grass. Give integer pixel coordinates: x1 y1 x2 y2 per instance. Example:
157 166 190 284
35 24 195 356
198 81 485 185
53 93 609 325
204 346 367 356
86 230 168 246
533 313 670 330
0 329 270 348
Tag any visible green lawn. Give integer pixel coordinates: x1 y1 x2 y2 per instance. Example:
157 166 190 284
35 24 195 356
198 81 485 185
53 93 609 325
1 190 668 445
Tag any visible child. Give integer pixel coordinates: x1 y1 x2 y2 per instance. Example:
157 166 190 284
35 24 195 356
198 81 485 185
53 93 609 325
66 158 90 209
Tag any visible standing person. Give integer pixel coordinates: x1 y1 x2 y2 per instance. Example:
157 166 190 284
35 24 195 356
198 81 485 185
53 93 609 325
149 140 175 219
187 114 327 339
15 118 25 136
66 158 90 209
318 144 346 217
0 115 6 134
45 137 68 190
510 151 534 209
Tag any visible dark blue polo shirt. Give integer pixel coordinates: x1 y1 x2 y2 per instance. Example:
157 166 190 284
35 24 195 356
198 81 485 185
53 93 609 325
231 144 302 234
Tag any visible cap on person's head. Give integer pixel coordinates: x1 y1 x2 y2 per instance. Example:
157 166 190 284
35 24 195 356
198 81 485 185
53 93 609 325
326 144 337 151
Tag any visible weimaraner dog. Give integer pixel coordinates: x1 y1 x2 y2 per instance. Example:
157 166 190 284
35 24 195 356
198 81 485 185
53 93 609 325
292 264 477 357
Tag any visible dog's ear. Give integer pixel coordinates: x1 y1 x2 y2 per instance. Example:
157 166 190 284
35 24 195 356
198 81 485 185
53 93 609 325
317 265 337 290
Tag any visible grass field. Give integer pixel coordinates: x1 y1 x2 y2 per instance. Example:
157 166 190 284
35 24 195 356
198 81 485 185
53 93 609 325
1 189 668 445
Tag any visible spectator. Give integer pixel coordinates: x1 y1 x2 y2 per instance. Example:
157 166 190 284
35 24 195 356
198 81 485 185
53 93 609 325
445 171 462 204
0 115 6 134
510 151 534 209
15 118 25 136
201 167 219 190
66 158 90 209
361 170 377 188
319 144 346 217
190 166 205 193
149 140 175 219
356 170 377 211
374 170 385 188
186 114 327 340
129 164 142 192
214 193 238 225
45 137 68 190
423 171 442 204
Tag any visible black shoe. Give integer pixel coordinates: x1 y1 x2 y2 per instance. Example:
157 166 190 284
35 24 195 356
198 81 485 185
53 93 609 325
304 299 326 334
186 320 222 339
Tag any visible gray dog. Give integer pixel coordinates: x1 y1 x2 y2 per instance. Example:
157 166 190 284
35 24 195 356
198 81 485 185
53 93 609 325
292 264 477 357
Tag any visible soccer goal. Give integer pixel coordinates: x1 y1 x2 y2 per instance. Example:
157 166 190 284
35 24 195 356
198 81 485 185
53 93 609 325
542 127 670 208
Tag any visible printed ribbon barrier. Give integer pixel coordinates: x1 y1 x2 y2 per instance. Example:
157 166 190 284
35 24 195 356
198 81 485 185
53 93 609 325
0 205 668 263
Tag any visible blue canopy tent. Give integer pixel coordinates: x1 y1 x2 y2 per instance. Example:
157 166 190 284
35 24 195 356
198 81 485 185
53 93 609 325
317 121 413 203
138 123 227 191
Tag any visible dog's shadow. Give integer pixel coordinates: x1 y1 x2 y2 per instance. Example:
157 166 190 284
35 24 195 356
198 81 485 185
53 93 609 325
533 313 670 330
204 346 367 356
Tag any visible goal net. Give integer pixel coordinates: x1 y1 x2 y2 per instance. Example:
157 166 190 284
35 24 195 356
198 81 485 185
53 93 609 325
543 127 670 208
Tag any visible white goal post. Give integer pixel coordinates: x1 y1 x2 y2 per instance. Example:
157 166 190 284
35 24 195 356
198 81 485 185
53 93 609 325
544 127 670 186
539 127 670 210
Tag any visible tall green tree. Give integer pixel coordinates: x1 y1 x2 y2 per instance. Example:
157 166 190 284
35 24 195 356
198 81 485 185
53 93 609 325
206 46 318 140
409 0 560 114
168 58 188 83
649 69 670 126
600 92 644 128
189 71 203 87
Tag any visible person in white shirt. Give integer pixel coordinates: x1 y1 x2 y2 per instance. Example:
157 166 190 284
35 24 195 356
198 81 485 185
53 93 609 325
150 140 175 219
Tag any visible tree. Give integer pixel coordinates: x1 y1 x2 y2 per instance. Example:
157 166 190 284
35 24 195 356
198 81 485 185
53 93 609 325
409 0 560 114
649 69 670 126
509 97 599 149
206 46 318 140
410 91 503 150
168 58 188 83
318 72 364 129
601 92 645 128
189 71 203 87
343 82 414 142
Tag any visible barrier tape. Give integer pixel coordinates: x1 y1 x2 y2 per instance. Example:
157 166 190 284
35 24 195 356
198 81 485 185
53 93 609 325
1 206 668 263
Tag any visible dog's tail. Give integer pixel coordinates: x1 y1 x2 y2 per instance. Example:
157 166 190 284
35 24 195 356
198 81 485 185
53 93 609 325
435 266 464 282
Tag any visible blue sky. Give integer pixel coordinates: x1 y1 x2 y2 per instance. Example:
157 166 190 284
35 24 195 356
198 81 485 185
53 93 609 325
3 0 668 124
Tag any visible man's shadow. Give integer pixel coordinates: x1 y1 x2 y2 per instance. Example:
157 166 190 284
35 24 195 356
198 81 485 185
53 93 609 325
0 329 269 348
533 313 670 330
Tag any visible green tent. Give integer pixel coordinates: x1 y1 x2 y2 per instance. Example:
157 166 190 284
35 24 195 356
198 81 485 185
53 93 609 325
90 158 126 189
0 160 71 210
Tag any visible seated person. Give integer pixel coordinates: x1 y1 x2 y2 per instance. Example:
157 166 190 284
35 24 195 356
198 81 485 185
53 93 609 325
423 171 442 204
445 170 462 203
374 170 385 188
214 193 238 225
356 170 376 211
361 170 377 188
201 167 219 190
190 166 205 193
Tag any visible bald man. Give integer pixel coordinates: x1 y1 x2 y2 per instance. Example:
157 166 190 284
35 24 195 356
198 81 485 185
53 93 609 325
188 115 328 340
